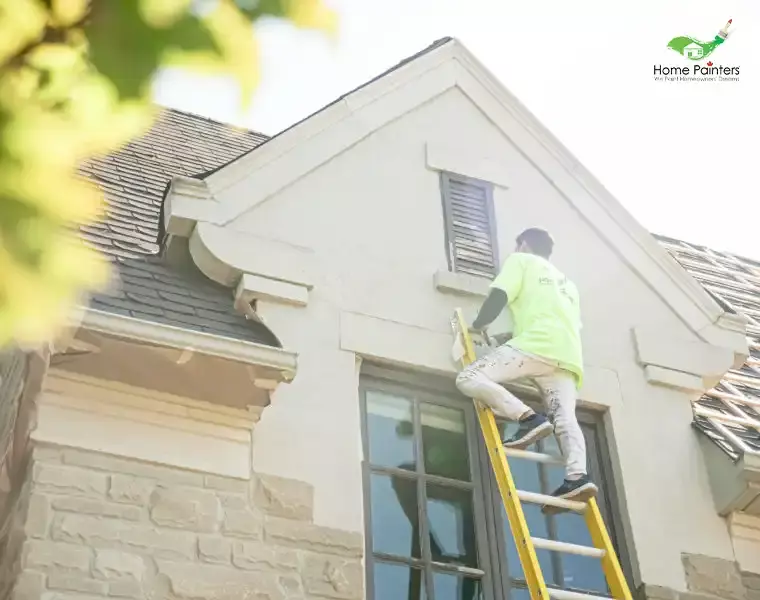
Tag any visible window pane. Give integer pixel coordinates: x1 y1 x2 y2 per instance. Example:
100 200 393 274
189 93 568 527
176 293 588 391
504 504 555 584
374 562 425 600
555 512 607 592
542 435 566 492
421 403 470 481
433 571 483 600
367 390 416 471
508 585 531 600
371 473 421 558
426 484 478 567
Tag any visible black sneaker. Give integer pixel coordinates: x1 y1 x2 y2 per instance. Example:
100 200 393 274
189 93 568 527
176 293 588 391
550 475 599 501
503 413 553 449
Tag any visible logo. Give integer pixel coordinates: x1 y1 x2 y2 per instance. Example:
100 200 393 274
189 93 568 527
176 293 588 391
654 20 740 82
667 19 731 60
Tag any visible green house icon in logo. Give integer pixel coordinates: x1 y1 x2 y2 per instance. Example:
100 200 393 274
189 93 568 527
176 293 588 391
667 19 732 61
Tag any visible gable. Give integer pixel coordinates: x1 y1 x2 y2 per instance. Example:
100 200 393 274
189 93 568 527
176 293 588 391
162 38 747 368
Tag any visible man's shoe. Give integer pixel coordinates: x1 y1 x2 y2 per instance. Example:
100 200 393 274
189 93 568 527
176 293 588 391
503 413 553 449
550 475 599 501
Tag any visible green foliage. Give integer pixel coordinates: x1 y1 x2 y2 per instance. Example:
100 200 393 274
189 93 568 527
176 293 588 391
0 0 337 346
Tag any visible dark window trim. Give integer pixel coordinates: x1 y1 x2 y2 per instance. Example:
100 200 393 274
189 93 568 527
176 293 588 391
360 372 500 600
359 364 630 600
440 171 500 277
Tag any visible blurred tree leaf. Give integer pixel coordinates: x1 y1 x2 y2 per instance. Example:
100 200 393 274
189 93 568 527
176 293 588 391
0 0 338 347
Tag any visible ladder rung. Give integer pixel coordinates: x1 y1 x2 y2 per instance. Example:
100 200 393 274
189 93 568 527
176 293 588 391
531 537 606 558
503 447 565 466
517 490 587 512
548 588 612 600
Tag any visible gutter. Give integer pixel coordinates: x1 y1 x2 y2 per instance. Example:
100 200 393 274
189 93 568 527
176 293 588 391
72 308 298 382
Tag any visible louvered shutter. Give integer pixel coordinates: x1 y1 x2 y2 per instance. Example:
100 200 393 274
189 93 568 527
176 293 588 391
440 172 498 277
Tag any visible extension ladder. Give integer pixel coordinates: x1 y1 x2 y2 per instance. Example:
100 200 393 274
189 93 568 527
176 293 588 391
450 308 632 600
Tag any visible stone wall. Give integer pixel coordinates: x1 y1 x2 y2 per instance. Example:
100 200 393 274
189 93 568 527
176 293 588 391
639 554 760 600
9 443 364 600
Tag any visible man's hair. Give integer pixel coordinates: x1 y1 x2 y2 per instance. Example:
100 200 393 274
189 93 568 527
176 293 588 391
516 227 554 258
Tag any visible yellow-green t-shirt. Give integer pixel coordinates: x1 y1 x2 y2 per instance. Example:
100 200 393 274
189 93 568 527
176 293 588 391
490 253 584 388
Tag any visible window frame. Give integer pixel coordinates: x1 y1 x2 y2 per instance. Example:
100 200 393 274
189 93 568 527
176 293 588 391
360 370 502 600
439 171 500 278
359 364 630 600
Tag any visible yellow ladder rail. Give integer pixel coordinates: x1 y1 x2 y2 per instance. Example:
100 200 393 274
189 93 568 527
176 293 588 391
450 308 632 600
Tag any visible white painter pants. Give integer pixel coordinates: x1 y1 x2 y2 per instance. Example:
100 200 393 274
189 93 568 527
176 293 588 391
456 344 587 479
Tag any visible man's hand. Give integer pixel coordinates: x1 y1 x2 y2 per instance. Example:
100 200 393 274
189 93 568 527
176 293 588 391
492 332 513 346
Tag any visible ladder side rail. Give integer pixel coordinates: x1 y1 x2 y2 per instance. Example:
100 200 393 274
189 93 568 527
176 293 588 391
454 309 550 600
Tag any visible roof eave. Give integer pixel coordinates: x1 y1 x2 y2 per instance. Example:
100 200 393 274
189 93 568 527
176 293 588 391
70 307 298 382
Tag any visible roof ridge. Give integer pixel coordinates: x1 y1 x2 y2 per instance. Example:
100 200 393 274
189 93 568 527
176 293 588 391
157 104 270 139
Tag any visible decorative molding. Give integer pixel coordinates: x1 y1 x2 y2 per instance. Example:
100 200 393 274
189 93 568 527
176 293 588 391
425 141 511 188
643 366 706 394
163 176 216 238
188 222 316 290
33 371 257 479
236 273 309 308
633 326 739 387
433 270 490 298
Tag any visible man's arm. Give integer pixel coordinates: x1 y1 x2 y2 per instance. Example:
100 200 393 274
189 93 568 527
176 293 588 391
471 254 525 331
471 289 507 331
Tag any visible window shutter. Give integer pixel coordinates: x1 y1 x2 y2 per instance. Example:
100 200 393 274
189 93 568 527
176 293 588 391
440 172 498 277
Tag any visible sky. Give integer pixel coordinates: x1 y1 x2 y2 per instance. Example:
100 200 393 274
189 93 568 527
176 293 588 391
153 0 759 259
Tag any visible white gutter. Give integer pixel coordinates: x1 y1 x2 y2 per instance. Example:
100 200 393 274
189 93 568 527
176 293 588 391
72 308 297 381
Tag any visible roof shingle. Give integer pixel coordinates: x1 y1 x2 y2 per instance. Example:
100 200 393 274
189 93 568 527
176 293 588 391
656 235 760 460
79 108 276 345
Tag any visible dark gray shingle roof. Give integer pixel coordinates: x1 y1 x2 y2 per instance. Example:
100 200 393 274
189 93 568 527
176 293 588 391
657 235 760 460
79 108 278 345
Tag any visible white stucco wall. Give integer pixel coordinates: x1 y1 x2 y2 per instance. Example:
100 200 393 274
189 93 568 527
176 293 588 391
208 82 736 591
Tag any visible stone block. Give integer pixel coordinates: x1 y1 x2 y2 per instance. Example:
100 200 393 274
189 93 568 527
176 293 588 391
222 509 263 539
25 493 51 539
744 574 760 592
198 536 231 564
149 486 222 533
265 518 362 558
108 579 143 598
108 475 153 506
32 445 64 464
253 475 314 522
12 571 45 600
93 549 145 582
33 464 108 498
62 449 204 486
683 554 747 600
638 584 679 600
157 560 285 600
217 493 247 510
204 475 249 493
22 540 91 573
52 514 195 560
231 540 298 572
301 553 363 599
51 498 142 521
48 573 108 595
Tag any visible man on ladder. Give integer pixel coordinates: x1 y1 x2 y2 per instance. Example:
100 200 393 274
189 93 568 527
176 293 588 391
456 227 597 502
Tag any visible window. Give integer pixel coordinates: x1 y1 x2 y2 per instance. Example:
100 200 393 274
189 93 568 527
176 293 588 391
361 372 625 600
440 172 498 278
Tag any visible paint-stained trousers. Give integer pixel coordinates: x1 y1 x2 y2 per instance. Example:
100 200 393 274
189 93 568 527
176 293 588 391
456 344 587 479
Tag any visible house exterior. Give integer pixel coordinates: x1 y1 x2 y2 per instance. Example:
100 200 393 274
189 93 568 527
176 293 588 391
0 37 758 600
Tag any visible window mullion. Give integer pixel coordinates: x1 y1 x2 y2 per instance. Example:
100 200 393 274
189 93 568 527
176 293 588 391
468 405 505 600
414 397 436 600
